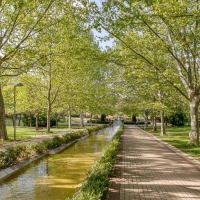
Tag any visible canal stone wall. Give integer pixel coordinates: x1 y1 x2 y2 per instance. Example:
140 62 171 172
0 125 109 182
0 130 98 181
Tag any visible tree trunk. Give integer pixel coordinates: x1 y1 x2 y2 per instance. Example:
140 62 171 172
90 113 92 125
189 97 199 145
55 108 58 128
18 114 21 126
160 110 166 136
35 113 39 128
62 112 65 123
0 86 8 140
144 110 148 128
80 113 84 127
30 114 32 127
46 78 51 133
68 105 71 129
56 114 58 128
47 101 51 133
152 111 157 132
11 114 14 127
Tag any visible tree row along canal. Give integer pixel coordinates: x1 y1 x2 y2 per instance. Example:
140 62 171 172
0 125 120 200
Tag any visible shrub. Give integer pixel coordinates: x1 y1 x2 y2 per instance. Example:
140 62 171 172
3 146 18 166
22 114 56 127
87 125 108 133
168 112 187 126
31 143 47 154
41 139 53 149
72 125 123 200
51 136 63 148
132 115 137 123
62 134 71 143
0 125 109 170
101 114 106 122
0 145 28 168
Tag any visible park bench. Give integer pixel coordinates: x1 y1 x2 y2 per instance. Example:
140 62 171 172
35 127 44 135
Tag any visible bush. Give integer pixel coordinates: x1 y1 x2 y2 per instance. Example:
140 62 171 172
0 145 29 168
72 125 123 200
31 143 47 154
0 125 109 170
87 119 97 123
132 115 137 123
22 114 56 127
14 145 28 158
4 147 19 166
62 134 72 143
51 136 63 148
97 121 110 124
41 139 53 149
168 113 186 126
0 142 47 169
101 114 106 122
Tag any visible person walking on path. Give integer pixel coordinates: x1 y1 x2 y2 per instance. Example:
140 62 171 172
107 125 200 200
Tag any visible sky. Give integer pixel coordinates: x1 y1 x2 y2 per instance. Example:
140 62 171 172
91 0 115 50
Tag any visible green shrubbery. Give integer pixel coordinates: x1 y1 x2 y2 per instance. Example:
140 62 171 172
72 125 123 200
0 125 109 170
22 114 56 127
168 112 187 126
132 115 137 123
0 145 29 168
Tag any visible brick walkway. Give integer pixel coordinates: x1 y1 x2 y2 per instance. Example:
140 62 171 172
107 125 200 200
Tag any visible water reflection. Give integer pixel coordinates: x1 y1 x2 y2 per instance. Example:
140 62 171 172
0 126 119 200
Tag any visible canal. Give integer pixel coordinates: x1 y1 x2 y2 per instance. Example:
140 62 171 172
0 125 119 200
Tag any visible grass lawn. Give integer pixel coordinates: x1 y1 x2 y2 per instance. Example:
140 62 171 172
0 121 92 146
145 125 200 160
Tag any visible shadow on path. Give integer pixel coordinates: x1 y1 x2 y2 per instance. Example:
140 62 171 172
107 125 200 200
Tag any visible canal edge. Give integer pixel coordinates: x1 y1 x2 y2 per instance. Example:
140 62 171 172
0 135 88 182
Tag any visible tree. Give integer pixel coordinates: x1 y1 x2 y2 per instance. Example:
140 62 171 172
0 0 57 140
17 75 46 127
91 0 200 145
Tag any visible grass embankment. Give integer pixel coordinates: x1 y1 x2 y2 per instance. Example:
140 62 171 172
71 125 123 200
145 125 200 160
0 125 109 170
1 122 91 145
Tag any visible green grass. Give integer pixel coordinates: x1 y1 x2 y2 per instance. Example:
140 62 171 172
0 126 59 145
145 125 200 160
0 121 92 146
7 127 39 140
72 125 123 200
0 126 109 170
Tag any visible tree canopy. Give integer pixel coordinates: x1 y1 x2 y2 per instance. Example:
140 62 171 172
1 0 200 146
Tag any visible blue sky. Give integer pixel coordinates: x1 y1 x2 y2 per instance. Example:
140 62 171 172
93 0 102 7
91 0 114 49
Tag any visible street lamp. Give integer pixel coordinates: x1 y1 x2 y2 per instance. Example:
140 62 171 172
14 83 23 141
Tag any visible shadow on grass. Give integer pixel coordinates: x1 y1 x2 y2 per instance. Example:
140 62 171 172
146 125 200 160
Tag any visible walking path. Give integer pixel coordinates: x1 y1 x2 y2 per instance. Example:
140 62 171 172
0 128 86 152
0 132 68 152
107 125 200 200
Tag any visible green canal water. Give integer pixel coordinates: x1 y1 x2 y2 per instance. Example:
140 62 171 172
0 126 119 200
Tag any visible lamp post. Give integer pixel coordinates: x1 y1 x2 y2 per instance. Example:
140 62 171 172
14 83 23 141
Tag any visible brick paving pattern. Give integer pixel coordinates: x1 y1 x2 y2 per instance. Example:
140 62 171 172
107 125 200 200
